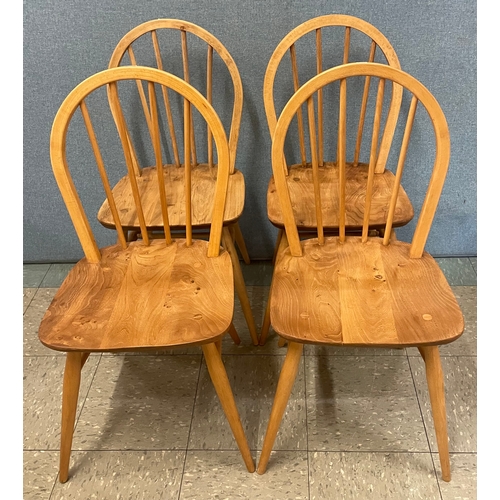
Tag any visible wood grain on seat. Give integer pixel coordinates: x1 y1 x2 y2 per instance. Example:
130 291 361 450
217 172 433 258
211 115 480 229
39 239 233 352
267 163 414 229
98 164 245 229
271 237 463 346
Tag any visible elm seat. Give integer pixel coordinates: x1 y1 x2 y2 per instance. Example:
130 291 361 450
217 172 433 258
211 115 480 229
256 63 464 484
41 66 255 483
97 164 245 230
271 237 463 346
39 239 233 352
267 162 414 230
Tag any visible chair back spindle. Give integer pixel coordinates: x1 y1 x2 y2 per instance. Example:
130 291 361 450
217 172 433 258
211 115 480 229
383 95 418 245
315 28 324 166
151 29 181 167
361 77 385 242
148 80 172 244
306 96 324 244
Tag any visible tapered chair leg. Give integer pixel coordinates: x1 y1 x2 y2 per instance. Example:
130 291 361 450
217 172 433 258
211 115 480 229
202 342 255 472
222 227 259 345
227 321 241 345
418 346 451 482
59 352 83 483
257 341 303 474
232 222 251 265
259 230 288 346
271 229 284 265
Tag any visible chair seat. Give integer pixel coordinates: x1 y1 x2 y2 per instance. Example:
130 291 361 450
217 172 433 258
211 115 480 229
270 237 464 347
97 164 245 230
39 239 234 352
267 162 414 229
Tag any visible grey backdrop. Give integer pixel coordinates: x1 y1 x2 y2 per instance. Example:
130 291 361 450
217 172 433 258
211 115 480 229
23 0 476 263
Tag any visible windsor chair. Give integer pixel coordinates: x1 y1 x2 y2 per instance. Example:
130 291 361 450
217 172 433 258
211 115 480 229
256 62 464 482
39 66 255 482
96 19 258 345
260 14 414 345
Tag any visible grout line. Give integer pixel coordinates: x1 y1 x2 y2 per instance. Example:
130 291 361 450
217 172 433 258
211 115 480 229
303 352 311 500
405 353 443 497
177 354 203 500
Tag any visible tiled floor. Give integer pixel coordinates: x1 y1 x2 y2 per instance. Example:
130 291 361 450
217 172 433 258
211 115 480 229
23 257 477 499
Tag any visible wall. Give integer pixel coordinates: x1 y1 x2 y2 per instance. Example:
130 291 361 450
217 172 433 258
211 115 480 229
23 0 476 262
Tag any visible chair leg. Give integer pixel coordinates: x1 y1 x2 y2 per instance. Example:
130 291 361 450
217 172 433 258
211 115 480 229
257 341 303 474
271 228 284 265
227 321 241 346
222 227 259 345
232 222 251 265
201 342 255 472
59 352 83 483
418 346 451 482
259 230 289 346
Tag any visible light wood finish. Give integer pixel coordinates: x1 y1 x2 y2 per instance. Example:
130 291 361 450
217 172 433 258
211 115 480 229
202 343 255 472
59 352 82 483
41 66 254 481
257 64 463 482
418 346 451 481
266 162 413 231
261 15 413 342
256 341 303 475
222 227 259 345
102 18 252 328
98 164 245 229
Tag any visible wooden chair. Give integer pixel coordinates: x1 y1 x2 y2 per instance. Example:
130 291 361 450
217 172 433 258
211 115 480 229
39 66 255 482
260 14 414 345
256 62 464 482
96 19 259 345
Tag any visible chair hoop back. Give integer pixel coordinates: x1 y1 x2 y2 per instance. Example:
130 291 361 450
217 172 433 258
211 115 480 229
109 19 243 173
50 66 230 262
271 62 450 258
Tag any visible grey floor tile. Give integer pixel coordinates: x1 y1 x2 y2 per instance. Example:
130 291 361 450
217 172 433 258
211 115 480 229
469 257 477 274
72 354 201 451
304 344 407 356
24 264 50 288
409 355 476 453
435 258 477 286
305 356 429 452
40 263 76 288
224 286 287 354
50 450 185 499
24 355 101 450
189 355 306 451
24 288 37 314
433 453 477 499
241 260 274 286
24 288 60 356
180 450 309 499
23 450 59 500
309 451 440 499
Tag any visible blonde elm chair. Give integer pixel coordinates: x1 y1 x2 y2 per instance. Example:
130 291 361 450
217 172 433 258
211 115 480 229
39 66 255 482
256 62 464 482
